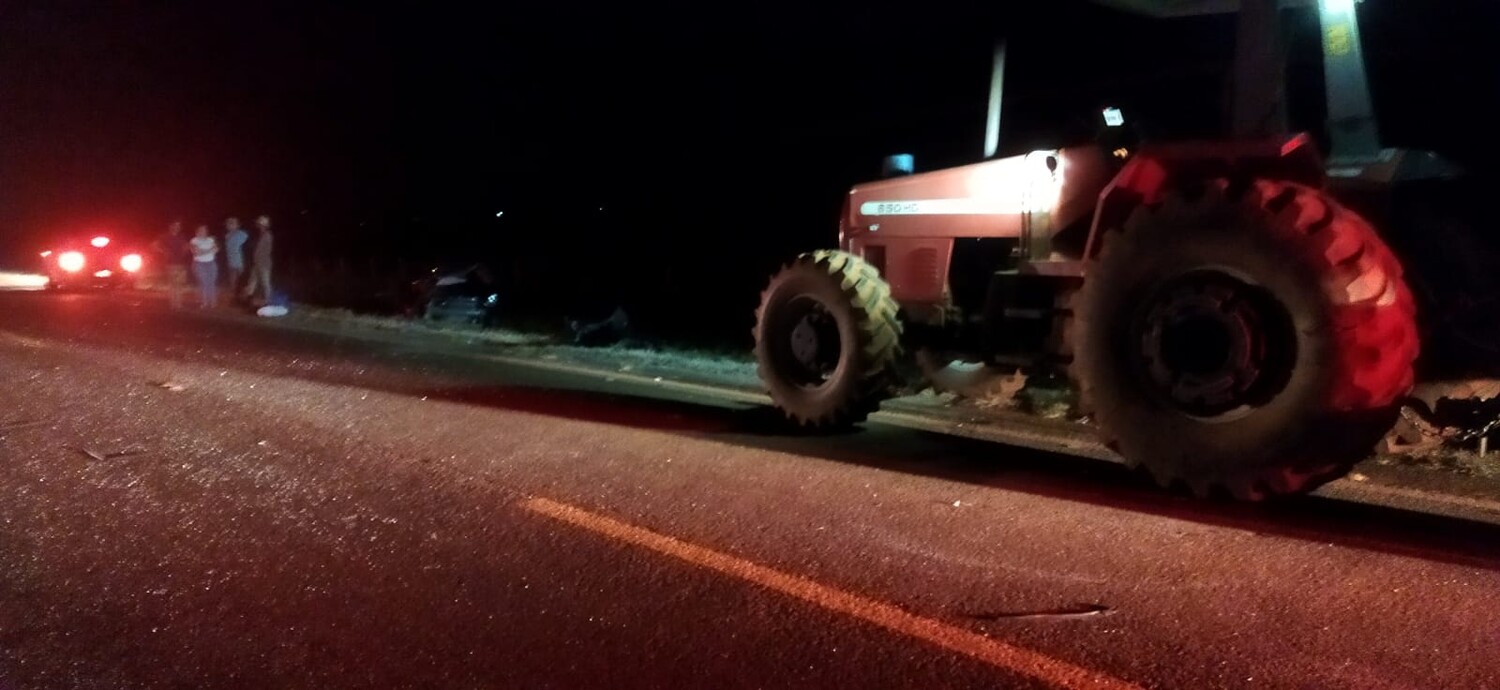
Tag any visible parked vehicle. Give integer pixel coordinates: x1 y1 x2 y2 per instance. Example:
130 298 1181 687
410 262 500 327
41 234 146 290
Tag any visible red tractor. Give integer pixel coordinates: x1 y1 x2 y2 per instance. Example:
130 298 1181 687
753 0 1498 499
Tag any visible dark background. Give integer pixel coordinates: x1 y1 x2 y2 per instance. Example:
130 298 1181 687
2 0 1497 345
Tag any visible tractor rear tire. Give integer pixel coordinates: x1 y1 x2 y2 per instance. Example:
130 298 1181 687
1070 180 1418 500
754 250 902 429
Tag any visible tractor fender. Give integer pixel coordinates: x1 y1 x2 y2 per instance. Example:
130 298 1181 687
1082 133 1326 259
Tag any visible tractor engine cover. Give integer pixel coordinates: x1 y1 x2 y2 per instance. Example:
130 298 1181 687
838 147 1111 311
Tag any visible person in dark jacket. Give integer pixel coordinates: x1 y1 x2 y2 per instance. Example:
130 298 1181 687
241 215 274 304
152 220 190 309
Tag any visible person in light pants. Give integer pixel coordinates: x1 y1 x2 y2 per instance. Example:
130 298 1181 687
223 216 249 296
189 224 219 308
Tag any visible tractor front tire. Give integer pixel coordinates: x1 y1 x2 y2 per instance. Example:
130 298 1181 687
754 250 902 430
1071 180 1418 500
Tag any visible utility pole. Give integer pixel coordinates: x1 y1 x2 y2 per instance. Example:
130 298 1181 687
1318 0 1382 161
1230 0 1288 137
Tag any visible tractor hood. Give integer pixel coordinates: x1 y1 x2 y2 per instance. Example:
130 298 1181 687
842 146 1111 246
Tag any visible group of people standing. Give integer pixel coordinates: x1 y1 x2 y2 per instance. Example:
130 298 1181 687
155 215 274 309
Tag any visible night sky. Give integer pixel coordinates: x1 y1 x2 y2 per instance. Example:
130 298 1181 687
2 0 1497 337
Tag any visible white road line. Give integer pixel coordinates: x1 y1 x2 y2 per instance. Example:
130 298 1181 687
482 353 769 405
1314 480 1500 517
485 354 1500 523
178 313 1500 523
483 353 1123 461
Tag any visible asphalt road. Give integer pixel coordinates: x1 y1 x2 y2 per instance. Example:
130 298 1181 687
0 290 1497 690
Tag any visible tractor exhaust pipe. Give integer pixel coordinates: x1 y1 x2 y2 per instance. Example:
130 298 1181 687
984 40 1007 159
889 38 1004 174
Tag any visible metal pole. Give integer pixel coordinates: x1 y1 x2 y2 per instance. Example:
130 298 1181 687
1318 0 1383 161
984 41 1007 159
1231 0 1288 137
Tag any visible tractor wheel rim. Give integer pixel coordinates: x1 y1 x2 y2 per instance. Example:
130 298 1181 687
1132 269 1296 418
777 296 842 387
